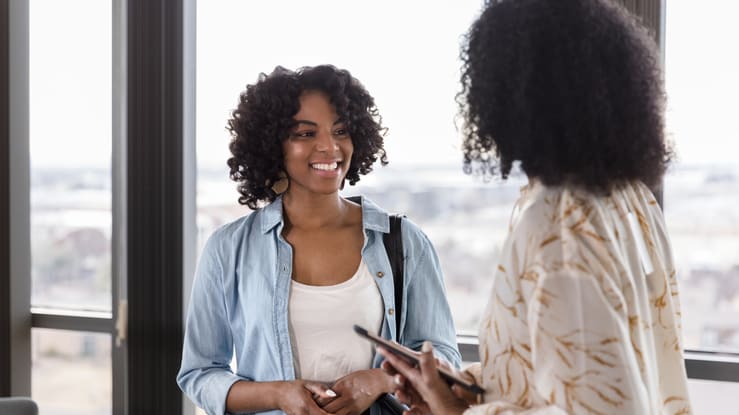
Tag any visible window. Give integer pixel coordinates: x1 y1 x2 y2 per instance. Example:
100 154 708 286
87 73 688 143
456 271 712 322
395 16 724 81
28 0 115 413
5 0 183 413
31 329 112 415
663 0 739 354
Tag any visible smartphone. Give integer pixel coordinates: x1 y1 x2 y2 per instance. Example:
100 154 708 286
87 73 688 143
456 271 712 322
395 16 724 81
353 324 485 395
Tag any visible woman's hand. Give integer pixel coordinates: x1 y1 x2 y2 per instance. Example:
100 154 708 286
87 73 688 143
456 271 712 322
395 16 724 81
378 341 470 415
316 368 394 415
277 380 336 415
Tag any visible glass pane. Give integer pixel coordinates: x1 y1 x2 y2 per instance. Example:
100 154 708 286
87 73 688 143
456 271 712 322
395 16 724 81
196 0 492 335
32 328 112 415
664 2 739 352
687 378 739 414
29 0 113 311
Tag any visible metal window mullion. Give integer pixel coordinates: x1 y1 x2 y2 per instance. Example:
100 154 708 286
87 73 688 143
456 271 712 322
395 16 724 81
456 338 739 382
112 0 128 413
0 0 31 397
31 312 113 334
684 351 739 382
126 0 184 412
181 0 196 413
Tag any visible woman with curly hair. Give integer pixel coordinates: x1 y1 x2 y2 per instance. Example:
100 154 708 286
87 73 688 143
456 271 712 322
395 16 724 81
380 0 692 414
177 64 461 415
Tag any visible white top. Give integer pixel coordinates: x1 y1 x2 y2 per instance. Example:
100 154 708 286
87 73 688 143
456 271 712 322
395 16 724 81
288 259 384 383
465 179 692 415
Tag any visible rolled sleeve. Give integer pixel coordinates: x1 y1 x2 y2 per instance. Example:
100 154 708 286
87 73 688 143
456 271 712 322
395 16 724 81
177 234 242 414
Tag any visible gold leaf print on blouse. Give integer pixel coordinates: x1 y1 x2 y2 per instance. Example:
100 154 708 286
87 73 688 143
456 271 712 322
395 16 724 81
535 287 558 309
540 235 559 248
635 207 655 252
521 270 540 284
652 278 673 329
559 373 619 415
496 292 519 318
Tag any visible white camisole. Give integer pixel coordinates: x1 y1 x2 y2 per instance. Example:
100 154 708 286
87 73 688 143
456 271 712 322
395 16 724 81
288 259 384 383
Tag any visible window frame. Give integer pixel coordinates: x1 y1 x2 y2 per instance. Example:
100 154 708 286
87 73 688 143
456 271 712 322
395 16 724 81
1 0 32 397
1 0 192 413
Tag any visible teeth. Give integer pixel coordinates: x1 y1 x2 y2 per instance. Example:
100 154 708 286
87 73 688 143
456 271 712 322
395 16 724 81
312 162 338 171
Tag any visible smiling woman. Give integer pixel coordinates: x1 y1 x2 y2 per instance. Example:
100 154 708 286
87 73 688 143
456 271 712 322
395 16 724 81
178 64 461 415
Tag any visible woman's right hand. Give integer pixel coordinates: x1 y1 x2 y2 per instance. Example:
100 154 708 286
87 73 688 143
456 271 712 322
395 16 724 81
277 380 336 415
378 342 470 415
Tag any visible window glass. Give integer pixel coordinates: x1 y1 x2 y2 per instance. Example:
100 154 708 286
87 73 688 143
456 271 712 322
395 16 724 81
29 0 112 312
196 0 502 336
686 378 739 414
664 1 739 352
32 329 112 415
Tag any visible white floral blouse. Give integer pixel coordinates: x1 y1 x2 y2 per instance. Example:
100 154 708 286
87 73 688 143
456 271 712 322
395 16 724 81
465 179 692 415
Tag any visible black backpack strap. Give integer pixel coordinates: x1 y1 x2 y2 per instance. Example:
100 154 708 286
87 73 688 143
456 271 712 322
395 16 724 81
375 214 408 415
382 214 404 340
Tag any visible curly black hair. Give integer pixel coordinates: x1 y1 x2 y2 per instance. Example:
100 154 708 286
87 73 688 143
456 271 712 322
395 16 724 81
227 65 388 209
459 0 670 193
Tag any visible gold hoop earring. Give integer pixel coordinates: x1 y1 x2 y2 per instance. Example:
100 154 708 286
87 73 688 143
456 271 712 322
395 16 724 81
271 172 289 194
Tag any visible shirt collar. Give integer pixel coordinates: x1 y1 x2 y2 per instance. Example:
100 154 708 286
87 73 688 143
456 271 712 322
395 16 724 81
259 194 391 234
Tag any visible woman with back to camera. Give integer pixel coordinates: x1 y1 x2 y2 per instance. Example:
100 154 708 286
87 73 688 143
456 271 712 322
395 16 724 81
176 64 461 415
379 0 693 414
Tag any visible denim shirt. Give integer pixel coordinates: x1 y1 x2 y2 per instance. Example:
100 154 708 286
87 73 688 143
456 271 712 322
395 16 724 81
177 196 461 415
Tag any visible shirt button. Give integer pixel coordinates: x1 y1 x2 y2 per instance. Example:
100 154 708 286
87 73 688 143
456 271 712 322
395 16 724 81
388 308 395 315
376 271 384 278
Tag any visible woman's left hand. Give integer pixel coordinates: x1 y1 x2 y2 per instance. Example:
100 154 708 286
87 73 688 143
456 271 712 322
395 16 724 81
316 368 394 415
378 341 469 415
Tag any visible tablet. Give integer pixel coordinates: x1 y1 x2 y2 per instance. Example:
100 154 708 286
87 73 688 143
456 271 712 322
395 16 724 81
353 325 485 395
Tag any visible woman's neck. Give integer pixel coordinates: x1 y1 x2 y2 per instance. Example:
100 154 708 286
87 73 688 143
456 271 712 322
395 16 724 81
281 191 349 230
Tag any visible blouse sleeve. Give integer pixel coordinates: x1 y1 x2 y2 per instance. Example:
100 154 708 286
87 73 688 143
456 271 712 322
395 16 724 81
465 240 651 414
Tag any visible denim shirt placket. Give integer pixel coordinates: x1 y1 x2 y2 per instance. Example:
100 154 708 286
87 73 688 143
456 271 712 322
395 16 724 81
274 222 297 381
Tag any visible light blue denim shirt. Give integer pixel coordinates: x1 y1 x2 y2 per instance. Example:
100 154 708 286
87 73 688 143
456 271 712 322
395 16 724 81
177 196 461 415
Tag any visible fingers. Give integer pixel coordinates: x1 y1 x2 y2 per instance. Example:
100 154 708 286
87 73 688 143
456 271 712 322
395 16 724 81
451 384 479 405
396 386 427 411
378 346 418 381
303 381 338 399
406 406 427 415
381 360 398 376
393 373 406 388
322 396 349 413
395 388 413 406
417 341 439 382
314 395 335 408
309 406 332 415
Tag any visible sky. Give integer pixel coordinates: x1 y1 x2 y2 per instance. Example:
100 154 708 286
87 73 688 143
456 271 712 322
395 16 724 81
26 0 739 168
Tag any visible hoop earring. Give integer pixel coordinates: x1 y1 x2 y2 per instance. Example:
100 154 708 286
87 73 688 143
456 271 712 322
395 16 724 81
271 172 289 194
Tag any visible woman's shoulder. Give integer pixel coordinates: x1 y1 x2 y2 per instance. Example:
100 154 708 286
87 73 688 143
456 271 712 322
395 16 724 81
510 180 604 241
514 179 660 242
202 210 261 251
353 195 433 250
